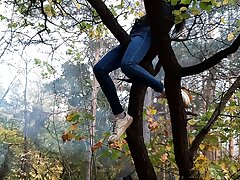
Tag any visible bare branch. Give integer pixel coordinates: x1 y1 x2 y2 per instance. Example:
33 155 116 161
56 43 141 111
181 34 240 77
86 0 130 46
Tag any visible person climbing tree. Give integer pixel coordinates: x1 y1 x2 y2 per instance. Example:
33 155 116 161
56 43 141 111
93 2 187 144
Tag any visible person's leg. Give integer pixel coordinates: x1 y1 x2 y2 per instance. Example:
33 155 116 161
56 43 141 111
93 46 126 116
121 27 164 93
94 46 133 144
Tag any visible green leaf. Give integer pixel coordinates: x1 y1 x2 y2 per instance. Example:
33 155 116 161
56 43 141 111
173 10 181 16
8 22 17 28
34 58 42 66
0 14 6 20
207 135 219 145
171 0 179 5
190 8 201 15
200 1 213 11
181 0 191 4
230 164 237 174
237 19 240 27
180 7 188 11
182 13 190 19
188 119 197 125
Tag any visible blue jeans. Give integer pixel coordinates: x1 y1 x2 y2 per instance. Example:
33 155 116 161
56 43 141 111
93 25 164 115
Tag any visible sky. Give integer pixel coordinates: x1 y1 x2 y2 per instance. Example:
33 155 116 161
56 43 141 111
0 0 140 90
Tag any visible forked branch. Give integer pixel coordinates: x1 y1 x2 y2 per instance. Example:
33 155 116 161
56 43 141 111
189 75 240 160
181 35 240 77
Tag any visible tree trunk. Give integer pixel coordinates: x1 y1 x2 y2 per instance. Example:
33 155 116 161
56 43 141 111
87 41 100 180
21 62 29 179
238 135 240 162
127 84 158 180
202 69 216 161
143 87 152 143
229 134 234 160
0 146 12 179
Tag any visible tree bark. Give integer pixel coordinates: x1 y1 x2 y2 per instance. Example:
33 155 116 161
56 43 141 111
127 84 157 180
143 0 193 178
87 41 100 180
0 146 12 179
229 134 234 160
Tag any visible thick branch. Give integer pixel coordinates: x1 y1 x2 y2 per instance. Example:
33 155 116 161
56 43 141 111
189 75 240 160
181 35 240 77
86 0 130 46
144 0 192 178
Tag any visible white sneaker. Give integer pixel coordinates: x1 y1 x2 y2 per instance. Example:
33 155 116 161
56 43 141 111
108 113 133 144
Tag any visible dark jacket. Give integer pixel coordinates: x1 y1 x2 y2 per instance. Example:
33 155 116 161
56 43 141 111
133 3 173 28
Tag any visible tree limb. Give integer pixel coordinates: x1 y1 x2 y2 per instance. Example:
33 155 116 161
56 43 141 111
86 0 130 46
181 34 240 77
189 75 240 160
144 0 192 178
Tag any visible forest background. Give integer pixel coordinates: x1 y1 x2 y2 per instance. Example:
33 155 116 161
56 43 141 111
0 0 239 179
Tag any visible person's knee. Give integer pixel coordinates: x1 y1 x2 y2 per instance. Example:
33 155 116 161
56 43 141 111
121 63 134 77
93 63 104 76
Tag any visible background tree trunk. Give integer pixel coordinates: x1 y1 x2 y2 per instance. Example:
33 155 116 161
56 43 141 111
0 146 12 179
87 41 100 180
21 62 29 179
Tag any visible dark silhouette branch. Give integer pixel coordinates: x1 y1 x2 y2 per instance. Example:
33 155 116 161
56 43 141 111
189 75 240 160
181 34 240 77
144 0 193 178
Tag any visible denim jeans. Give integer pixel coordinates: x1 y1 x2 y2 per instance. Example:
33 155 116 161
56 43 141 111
93 24 164 115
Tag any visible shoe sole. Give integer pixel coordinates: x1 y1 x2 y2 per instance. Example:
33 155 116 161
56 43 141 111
108 118 133 144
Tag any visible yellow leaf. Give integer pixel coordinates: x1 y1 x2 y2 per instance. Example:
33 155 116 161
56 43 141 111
44 4 53 17
188 119 197 125
146 117 153 123
198 166 205 174
66 112 79 122
138 11 145 17
150 109 157 115
69 123 78 131
223 0 229 5
220 17 226 24
76 3 81 9
199 144 205 150
227 33 234 41
215 1 222 7
166 145 171 151
180 7 188 11
67 133 75 140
